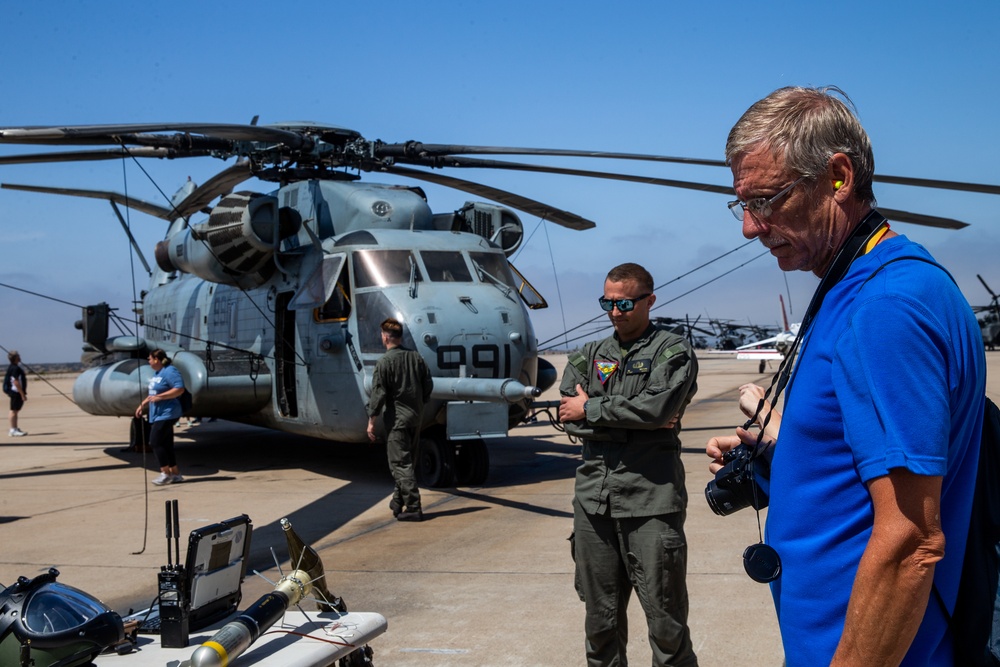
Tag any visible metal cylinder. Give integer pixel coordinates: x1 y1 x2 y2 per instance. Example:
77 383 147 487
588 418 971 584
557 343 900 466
188 570 309 667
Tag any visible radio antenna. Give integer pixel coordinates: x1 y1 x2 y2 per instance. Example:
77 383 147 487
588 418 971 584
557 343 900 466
165 500 173 568
172 499 181 568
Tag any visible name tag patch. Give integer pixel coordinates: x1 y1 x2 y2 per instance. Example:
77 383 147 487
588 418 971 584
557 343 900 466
625 359 652 375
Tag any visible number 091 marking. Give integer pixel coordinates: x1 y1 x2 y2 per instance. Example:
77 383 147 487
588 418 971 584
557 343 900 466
436 344 511 378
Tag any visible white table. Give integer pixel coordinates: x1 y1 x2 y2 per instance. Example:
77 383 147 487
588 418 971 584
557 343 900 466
96 610 387 666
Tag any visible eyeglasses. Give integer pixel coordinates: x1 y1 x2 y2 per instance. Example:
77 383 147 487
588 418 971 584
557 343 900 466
598 294 651 312
727 176 805 221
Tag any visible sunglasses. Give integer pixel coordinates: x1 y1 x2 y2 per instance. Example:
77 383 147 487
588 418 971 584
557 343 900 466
598 294 651 313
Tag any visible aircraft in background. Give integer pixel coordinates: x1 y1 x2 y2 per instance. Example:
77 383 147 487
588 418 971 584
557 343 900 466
736 295 800 372
975 274 1000 351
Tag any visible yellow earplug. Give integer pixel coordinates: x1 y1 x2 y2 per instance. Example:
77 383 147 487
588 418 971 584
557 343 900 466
833 180 844 190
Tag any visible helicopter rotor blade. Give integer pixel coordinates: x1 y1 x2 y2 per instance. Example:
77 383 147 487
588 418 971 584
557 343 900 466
873 174 1000 196
1 183 175 220
0 147 212 165
0 123 304 147
387 156 972 228
173 160 254 219
377 143 1000 196
978 274 998 301
375 142 726 168
391 155 734 196
380 165 597 230
875 207 967 230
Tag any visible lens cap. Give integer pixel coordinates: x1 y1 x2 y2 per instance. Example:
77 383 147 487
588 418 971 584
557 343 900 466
743 543 781 583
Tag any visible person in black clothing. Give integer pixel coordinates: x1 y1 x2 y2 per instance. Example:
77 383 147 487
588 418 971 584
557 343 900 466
4 350 28 437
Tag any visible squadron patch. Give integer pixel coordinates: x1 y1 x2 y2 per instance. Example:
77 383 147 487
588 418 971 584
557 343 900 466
594 361 618 384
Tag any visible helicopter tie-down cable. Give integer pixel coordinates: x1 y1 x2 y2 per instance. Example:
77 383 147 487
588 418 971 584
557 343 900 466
0 342 77 405
538 238 761 350
544 245 771 351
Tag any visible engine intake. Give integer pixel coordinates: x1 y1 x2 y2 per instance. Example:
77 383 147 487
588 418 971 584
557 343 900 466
155 191 300 287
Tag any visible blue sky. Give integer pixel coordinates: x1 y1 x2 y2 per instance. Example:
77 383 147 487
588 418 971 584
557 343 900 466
1 1 998 362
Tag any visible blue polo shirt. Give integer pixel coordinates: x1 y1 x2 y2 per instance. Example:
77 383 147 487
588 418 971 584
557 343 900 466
766 236 985 666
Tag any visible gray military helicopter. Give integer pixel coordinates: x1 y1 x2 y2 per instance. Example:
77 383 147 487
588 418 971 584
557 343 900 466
975 274 1000 351
0 122 994 487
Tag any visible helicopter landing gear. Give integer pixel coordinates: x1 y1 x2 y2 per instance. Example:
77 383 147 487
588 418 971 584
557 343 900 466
454 438 490 486
417 429 455 488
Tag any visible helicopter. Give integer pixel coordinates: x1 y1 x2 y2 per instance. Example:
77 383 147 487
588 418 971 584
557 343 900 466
0 121 993 487
975 274 1000 351
651 315 715 349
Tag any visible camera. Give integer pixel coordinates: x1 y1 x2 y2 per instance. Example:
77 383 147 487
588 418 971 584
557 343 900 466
705 443 770 516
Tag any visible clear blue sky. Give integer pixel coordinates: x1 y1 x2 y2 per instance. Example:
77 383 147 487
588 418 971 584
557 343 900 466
2 1 998 362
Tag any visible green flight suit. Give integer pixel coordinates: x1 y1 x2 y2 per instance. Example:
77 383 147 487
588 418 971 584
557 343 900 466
368 346 433 511
561 324 699 667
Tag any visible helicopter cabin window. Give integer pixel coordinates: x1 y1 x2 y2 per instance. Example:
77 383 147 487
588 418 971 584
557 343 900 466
316 278 351 322
421 251 473 282
352 250 423 288
289 254 347 311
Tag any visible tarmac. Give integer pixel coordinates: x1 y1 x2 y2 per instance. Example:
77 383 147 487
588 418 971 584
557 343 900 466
3 353 999 666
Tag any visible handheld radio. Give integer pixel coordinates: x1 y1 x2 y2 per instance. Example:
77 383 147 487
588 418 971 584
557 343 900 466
158 499 190 648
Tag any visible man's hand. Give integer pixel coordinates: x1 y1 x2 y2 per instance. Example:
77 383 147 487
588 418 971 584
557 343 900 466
367 417 377 442
559 384 589 422
738 383 767 421
706 427 758 474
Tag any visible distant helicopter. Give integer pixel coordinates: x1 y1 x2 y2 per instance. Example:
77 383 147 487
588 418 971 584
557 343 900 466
975 274 1000 351
651 315 714 349
0 122 991 486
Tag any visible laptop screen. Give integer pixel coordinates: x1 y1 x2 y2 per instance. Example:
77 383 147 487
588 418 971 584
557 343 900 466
184 514 253 628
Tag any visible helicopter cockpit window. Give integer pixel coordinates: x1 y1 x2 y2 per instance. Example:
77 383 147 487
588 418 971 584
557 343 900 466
352 250 423 288
421 251 473 282
469 251 517 288
470 251 548 310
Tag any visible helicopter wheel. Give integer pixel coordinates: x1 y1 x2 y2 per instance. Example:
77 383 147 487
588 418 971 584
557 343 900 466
758 360 766 374
454 439 490 487
417 431 455 488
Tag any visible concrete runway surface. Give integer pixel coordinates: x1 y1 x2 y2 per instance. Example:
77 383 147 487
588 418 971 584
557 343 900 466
3 353 998 666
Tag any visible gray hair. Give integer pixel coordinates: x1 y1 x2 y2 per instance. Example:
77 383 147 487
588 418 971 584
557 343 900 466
725 86 876 205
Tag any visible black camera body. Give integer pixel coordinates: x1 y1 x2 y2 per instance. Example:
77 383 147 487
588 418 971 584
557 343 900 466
705 443 770 516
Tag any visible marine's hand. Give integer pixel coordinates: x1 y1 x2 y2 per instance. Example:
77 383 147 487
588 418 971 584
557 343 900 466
559 384 589 422
367 417 377 442
706 427 757 474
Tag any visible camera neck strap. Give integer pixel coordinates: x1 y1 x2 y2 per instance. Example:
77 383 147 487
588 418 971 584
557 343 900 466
745 208 889 438
738 209 889 584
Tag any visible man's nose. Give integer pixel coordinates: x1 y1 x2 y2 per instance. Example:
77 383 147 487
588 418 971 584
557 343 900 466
742 211 768 239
